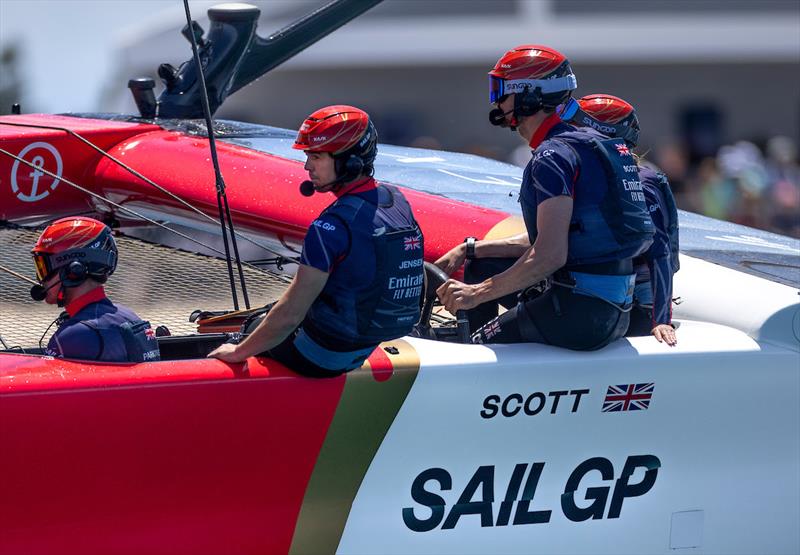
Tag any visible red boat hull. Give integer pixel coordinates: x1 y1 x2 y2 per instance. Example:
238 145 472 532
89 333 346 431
1 344 421 555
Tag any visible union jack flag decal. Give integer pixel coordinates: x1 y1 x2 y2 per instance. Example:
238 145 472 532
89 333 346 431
602 383 654 412
404 235 421 250
484 319 501 340
615 143 631 156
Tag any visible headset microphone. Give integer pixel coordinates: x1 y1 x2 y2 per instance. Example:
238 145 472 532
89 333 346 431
489 107 515 128
299 173 353 197
30 281 60 302
299 180 315 197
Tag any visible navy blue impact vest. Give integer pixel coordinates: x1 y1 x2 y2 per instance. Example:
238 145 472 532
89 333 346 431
303 184 424 352
655 169 680 272
521 128 654 269
47 299 160 362
631 165 680 326
634 167 680 282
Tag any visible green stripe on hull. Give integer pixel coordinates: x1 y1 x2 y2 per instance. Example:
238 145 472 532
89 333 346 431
289 342 419 555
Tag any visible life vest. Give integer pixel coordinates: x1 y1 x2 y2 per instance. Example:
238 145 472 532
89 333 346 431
70 318 160 362
652 170 680 273
634 167 680 284
303 184 423 350
49 303 161 362
521 128 655 270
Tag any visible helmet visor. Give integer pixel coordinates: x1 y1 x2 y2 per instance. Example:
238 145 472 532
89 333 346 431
32 253 53 283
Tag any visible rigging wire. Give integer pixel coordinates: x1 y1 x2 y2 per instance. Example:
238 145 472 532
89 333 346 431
0 263 38 285
0 147 292 284
0 121 299 267
182 0 250 310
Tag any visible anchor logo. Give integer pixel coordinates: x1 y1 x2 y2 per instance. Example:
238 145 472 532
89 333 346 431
10 142 63 202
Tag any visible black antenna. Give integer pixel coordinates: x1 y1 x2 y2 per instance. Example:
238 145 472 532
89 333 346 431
182 0 250 310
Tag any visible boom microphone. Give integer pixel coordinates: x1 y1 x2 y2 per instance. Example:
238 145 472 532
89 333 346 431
299 180 315 197
30 281 60 302
489 107 515 127
299 173 353 197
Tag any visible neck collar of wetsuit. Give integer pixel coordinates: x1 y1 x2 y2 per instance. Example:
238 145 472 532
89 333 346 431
65 286 107 318
335 176 376 197
529 113 564 150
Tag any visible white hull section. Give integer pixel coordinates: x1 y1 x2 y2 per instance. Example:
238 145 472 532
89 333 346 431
339 326 798 554
338 254 799 554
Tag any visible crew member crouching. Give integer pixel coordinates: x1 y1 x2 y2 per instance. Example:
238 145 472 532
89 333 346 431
31 217 160 362
209 105 423 376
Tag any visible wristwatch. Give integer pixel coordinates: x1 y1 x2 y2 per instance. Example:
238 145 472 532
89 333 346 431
464 236 477 260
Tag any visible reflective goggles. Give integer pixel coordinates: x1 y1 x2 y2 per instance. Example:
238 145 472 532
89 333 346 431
489 74 577 104
556 97 581 121
489 76 507 104
32 252 54 283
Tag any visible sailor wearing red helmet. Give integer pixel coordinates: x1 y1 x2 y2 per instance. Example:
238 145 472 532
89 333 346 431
560 94 679 346
210 105 423 376
437 45 654 349
31 217 160 362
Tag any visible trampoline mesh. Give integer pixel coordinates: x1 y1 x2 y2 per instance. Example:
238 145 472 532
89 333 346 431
0 227 288 348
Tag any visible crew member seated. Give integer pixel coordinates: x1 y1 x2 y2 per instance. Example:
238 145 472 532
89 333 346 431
31 216 160 362
436 45 655 349
209 105 424 377
559 93 679 346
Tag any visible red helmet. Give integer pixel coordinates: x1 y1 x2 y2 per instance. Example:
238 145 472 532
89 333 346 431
560 93 641 146
32 217 118 285
488 44 577 107
293 105 375 155
293 105 378 181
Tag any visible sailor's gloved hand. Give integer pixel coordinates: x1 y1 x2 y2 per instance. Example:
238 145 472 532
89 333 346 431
652 324 677 347
437 279 481 313
434 243 467 277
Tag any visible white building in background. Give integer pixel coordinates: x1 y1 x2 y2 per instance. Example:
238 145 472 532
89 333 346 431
106 0 799 160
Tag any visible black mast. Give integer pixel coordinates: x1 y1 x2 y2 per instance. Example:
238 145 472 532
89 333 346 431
154 0 384 119
180 0 248 310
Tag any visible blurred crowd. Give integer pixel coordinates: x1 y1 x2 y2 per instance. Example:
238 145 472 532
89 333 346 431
428 134 800 240
651 136 800 238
